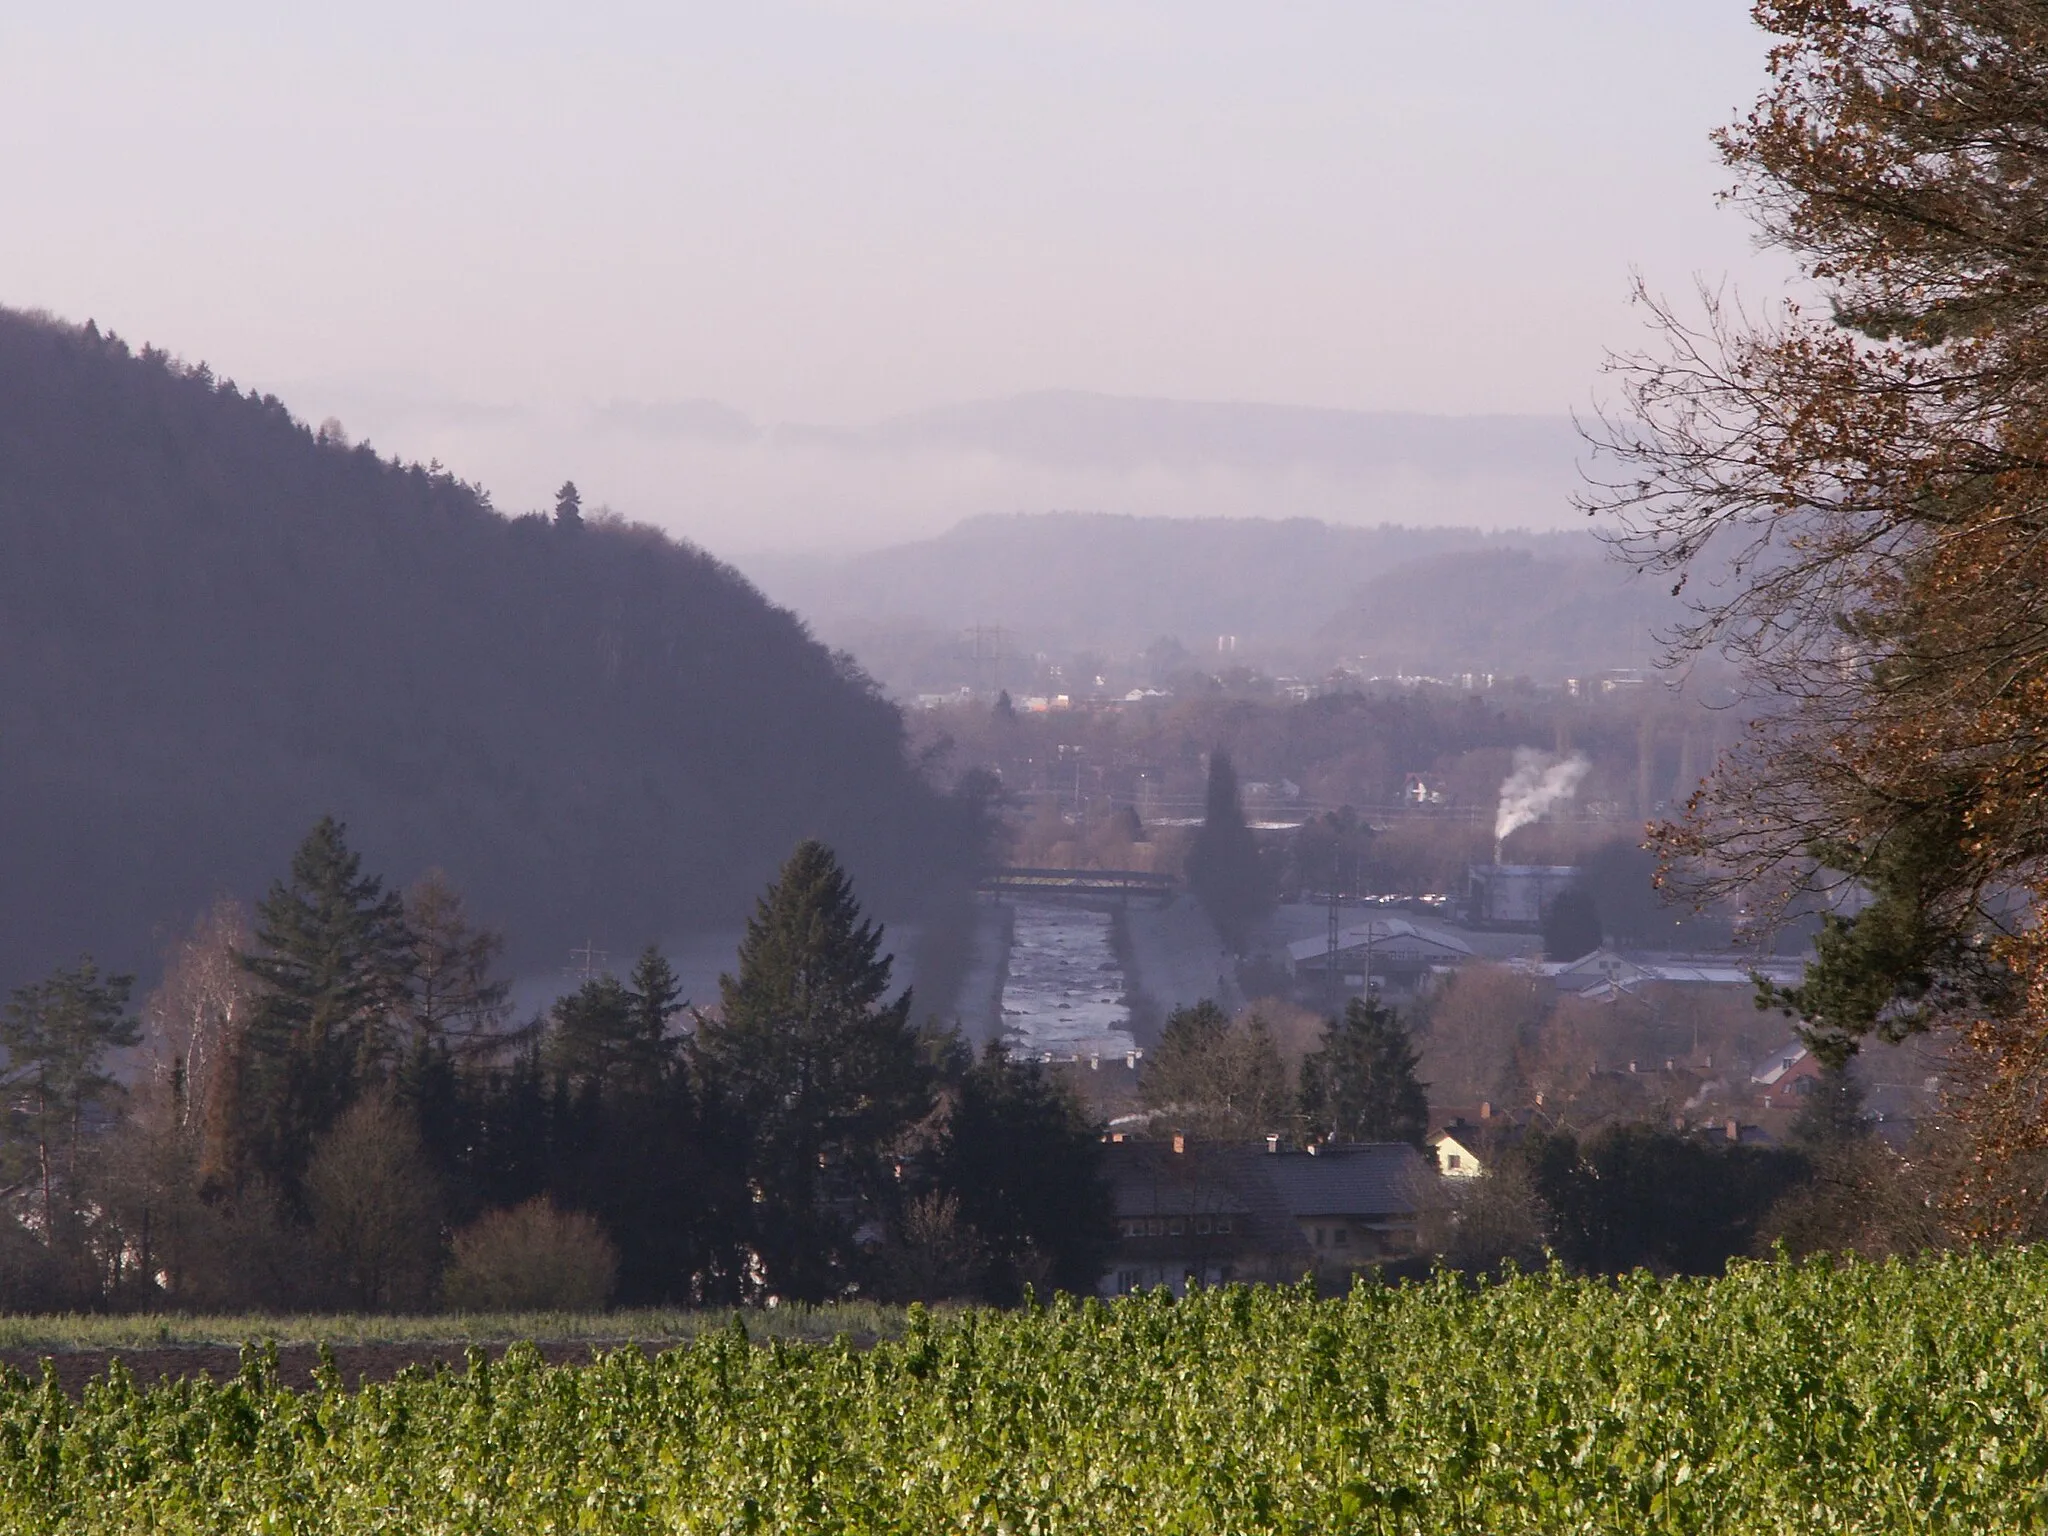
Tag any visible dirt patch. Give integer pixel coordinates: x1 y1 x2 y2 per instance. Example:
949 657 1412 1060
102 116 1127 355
0 1339 645 1397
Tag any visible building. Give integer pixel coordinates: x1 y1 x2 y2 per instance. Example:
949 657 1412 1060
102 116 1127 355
1097 1136 1428 1296
1261 1141 1429 1274
1426 1104 1531 1180
1538 947 1807 1002
1430 1126 1486 1179
1463 864 1580 929
1098 1136 1309 1295
1287 918 1473 1003
1750 1040 1824 1098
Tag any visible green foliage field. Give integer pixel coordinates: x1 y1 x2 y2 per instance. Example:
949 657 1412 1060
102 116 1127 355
6 1253 2048 1533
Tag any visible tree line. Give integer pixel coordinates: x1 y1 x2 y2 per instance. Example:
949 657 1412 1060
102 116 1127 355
0 822 1107 1312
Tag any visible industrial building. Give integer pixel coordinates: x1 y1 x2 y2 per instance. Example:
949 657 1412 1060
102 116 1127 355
1461 863 1579 930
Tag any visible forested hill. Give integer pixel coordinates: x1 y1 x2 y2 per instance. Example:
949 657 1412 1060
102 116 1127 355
0 308 979 994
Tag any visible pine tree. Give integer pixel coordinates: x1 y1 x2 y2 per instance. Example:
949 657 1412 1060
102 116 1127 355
238 816 416 1195
695 840 929 1300
626 946 685 1082
403 870 510 1051
553 479 582 529
937 1041 1112 1300
0 958 138 1237
1186 749 1272 951
1299 997 1429 1148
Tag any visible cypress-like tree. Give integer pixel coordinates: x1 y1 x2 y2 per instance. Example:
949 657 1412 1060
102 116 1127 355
1186 749 1272 951
1298 996 1429 1148
238 816 416 1196
695 840 929 1300
1541 886 1603 963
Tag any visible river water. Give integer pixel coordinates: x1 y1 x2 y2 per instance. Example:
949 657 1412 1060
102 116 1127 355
999 901 1138 1061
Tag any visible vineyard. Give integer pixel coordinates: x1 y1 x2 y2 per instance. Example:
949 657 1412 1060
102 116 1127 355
4 1253 2048 1533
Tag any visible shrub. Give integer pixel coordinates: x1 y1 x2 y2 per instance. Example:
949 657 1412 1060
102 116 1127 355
442 1199 617 1312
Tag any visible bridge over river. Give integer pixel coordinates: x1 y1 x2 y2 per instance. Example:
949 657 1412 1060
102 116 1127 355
978 867 1176 902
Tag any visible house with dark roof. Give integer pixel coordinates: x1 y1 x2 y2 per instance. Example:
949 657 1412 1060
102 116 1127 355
1260 1141 1430 1278
1098 1135 1308 1296
1097 1136 1428 1296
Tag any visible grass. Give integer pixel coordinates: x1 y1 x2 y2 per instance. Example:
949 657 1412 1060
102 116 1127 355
0 1300 912 1353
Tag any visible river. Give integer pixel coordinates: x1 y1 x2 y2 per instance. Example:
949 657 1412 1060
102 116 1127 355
998 900 1138 1061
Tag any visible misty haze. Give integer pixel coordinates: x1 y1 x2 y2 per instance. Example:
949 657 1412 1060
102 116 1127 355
8 4 2037 1527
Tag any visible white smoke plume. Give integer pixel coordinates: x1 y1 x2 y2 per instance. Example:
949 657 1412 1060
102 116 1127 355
1493 748 1590 856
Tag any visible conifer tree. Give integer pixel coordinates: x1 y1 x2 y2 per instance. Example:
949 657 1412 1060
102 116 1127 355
0 958 138 1237
1298 996 1429 1148
403 871 510 1051
553 479 582 529
937 1041 1112 1300
547 946 684 1096
695 840 929 1300
238 816 416 1195
1186 749 1272 951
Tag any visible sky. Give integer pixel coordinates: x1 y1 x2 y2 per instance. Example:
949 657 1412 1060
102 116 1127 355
0 2 1799 552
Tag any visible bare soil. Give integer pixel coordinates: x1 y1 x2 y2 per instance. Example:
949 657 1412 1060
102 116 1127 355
0 1339 631 1396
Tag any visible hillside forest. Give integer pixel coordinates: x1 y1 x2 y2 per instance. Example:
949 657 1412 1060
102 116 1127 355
0 307 992 999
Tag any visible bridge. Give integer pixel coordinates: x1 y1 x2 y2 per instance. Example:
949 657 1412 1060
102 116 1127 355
978 867 1178 902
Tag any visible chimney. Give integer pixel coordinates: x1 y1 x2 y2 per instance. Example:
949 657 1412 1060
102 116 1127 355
1125 1050 1138 1069
1266 1134 1280 1154
1534 1091 1544 1107
1089 1054 1100 1071
1172 1133 1186 1155
1725 1119 1739 1141
1479 1101 1491 1120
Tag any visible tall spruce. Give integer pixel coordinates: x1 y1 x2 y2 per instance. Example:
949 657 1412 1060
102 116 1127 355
1186 749 1272 951
1298 996 1429 1148
238 816 416 1196
695 840 929 1301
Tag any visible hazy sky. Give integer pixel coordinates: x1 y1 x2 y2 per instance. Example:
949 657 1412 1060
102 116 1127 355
2 3 1797 550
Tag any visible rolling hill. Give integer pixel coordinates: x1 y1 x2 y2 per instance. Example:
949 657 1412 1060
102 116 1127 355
0 308 979 994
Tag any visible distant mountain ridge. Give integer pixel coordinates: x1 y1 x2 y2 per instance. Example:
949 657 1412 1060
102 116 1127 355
743 512 1610 659
0 308 976 994
1314 547 1687 679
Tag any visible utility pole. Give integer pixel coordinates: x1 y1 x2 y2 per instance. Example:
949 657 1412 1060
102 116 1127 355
569 940 609 982
1326 842 1341 1018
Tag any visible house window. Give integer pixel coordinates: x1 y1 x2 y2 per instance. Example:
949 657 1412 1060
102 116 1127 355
1215 1216 1231 1234
1314 1226 1325 1247
1169 1218 1185 1236
1194 1216 1212 1235
1334 1227 1349 1247
1146 1217 1164 1237
1446 1153 1462 1170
